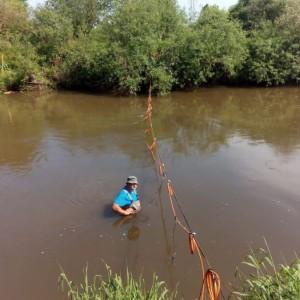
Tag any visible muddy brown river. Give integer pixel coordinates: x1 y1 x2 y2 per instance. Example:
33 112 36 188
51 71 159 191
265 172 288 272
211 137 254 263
0 87 300 299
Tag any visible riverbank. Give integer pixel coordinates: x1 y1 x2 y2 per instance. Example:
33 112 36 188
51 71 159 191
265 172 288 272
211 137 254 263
1 0 300 94
58 249 300 300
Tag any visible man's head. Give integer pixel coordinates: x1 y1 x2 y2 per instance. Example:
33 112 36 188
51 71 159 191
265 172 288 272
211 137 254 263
126 176 138 191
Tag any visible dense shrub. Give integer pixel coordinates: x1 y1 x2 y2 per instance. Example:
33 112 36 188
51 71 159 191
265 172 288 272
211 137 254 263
1 0 300 93
175 6 247 88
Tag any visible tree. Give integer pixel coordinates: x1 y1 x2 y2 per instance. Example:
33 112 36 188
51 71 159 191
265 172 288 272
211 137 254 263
274 0 300 83
31 7 73 64
230 0 285 30
0 0 29 38
235 0 300 86
239 20 300 86
276 0 300 39
57 31 117 90
175 5 247 87
100 0 185 94
240 22 286 85
0 0 40 91
44 0 112 34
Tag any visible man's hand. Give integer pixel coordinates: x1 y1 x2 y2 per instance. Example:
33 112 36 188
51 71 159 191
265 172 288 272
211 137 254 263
120 207 136 216
126 208 136 215
122 209 131 216
112 203 136 216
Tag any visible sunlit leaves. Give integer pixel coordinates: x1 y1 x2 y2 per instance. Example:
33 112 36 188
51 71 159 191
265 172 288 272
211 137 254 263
176 6 247 87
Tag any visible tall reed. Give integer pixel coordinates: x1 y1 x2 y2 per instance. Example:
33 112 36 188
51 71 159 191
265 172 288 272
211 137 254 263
58 265 175 300
231 247 300 300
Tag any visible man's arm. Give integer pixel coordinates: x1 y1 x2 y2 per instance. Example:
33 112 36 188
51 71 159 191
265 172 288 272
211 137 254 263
112 203 135 216
132 200 141 211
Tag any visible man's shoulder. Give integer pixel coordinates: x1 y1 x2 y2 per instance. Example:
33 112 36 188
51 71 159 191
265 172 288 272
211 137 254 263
116 188 127 196
114 188 128 204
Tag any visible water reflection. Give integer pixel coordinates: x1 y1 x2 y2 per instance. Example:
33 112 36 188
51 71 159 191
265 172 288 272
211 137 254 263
0 94 46 168
127 226 140 240
1 88 300 170
1 88 300 300
113 216 141 241
153 87 300 155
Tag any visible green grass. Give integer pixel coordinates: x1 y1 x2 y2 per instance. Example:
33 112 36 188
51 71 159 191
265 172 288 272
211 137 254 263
58 265 175 300
59 247 300 300
231 247 300 300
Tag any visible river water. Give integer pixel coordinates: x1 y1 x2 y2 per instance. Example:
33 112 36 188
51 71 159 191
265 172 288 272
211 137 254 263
0 87 300 299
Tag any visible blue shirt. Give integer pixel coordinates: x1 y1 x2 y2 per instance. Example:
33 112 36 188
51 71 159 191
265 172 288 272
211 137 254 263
114 187 139 208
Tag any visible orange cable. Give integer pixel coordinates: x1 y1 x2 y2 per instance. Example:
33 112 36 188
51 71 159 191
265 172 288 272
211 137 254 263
144 88 222 300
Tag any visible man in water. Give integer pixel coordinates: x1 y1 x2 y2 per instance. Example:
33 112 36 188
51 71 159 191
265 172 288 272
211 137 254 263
112 176 141 216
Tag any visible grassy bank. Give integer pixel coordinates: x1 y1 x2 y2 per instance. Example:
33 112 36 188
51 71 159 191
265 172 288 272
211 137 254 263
59 249 300 300
59 265 175 300
231 248 300 300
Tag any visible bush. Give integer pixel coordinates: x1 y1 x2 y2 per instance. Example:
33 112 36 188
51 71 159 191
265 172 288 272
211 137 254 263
175 6 247 88
99 0 184 95
0 38 40 91
238 21 300 86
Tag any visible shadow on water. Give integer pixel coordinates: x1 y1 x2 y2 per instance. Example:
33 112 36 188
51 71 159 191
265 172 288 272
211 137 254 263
102 203 116 218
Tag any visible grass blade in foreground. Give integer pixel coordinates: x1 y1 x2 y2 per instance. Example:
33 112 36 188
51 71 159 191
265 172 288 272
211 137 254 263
230 248 300 300
58 265 175 300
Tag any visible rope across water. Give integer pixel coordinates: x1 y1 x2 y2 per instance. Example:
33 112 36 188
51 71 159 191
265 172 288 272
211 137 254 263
144 87 222 300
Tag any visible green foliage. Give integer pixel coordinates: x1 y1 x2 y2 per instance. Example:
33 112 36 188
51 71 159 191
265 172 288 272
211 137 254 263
0 0 41 91
176 6 247 87
231 0 300 85
57 33 118 90
0 38 40 90
230 0 286 30
45 0 112 35
240 21 300 85
0 0 30 37
2 0 300 92
276 0 300 38
100 0 184 94
231 248 300 300
58 265 175 300
241 22 288 85
31 7 73 64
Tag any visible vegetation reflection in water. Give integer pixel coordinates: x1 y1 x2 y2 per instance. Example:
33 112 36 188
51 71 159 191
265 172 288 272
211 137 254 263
152 88 300 155
0 88 300 299
0 88 300 169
